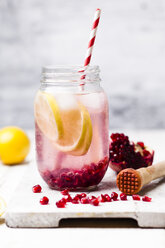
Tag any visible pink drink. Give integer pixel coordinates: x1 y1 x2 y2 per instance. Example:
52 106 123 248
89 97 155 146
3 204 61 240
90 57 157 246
35 66 109 190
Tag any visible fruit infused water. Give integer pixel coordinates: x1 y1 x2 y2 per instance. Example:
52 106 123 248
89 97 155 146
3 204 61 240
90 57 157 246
34 66 109 190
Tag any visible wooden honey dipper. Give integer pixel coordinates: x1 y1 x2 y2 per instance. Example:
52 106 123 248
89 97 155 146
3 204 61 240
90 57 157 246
116 161 165 195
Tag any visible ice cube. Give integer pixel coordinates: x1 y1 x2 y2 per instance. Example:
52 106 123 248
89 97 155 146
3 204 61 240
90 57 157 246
55 93 78 110
78 92 104 109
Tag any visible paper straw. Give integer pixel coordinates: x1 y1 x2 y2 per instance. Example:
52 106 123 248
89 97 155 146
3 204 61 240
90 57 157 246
80 8 101 87
84 8 101 66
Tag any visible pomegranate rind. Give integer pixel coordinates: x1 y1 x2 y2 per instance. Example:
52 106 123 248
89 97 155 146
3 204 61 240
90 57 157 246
109 161 124 173
143 147 154 167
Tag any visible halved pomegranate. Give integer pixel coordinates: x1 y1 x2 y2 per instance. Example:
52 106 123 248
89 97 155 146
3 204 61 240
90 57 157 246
109 133 154 173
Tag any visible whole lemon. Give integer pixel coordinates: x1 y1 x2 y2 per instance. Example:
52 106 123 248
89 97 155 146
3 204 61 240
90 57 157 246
0 126 30 165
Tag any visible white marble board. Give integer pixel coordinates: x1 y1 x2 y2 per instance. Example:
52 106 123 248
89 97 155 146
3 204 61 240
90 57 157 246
5 160 165 228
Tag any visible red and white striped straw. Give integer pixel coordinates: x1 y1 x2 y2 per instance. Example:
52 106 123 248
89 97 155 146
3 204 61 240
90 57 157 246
80 9 101 87
84 8 101 67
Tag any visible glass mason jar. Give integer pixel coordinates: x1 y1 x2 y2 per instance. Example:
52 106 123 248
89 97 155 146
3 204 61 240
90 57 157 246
34 65 109 190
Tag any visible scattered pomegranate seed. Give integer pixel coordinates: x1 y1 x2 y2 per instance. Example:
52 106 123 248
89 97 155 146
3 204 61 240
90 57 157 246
88 196 97 202
90 198 99 206
56 199 66 208
74 193 87 200
73 195 80 202
132 195 141 201
81 197 89 204
40 196 49 205
80 193 87 198
72 199 79 204
32 184 42 193
120 193 127 201
142 196 152 202
60 198 67 203
111 192 118 201
35 184 152 208
61 189 69 195
97 194 106 202
104 194 111 202
65 194 72 202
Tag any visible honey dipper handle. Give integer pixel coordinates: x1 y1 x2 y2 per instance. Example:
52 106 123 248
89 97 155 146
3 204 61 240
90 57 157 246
138 161 165 186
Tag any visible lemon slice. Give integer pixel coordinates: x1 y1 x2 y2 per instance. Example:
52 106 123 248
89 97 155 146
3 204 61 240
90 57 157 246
34 91 63 141
0 196 6 216
55 102 93 156
35 92 93 156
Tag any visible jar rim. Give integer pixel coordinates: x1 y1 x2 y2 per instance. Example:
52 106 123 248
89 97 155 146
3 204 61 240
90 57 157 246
41 65 101 85
42 65 99 74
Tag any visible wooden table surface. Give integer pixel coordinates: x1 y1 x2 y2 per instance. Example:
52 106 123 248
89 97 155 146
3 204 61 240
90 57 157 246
0 130 165 248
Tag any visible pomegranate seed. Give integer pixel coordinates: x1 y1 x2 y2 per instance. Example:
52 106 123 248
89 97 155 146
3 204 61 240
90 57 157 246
142 196 152 202
104 194 111 202
74 193 87 200
111 192 118 201
132 195 141 201
40 196 49 205
72 199 79 204
65 194 72 202
81 197 89 204
56 200 66 208
88 196 96 202
137 142 144 148
80 193 87 198
40 156 109 190
90 198 99 206
61 198 67 203
73 195 80 202
97 194 106 202
61 189 69 195
32 184 42 193
120 193 127 201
